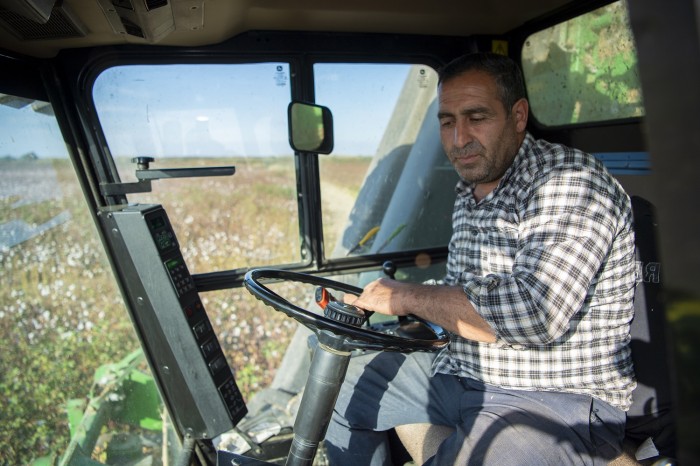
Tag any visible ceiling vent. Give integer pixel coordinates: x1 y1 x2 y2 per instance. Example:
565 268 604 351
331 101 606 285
0 0 54 23
97 0 174 43
0 2 87 40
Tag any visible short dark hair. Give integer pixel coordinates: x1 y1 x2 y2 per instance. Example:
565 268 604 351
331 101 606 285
438 52 527 112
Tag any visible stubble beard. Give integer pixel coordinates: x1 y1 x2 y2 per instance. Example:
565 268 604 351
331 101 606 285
449 141 495 184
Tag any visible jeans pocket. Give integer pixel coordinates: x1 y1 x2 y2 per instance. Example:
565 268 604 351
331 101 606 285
588 398 625 461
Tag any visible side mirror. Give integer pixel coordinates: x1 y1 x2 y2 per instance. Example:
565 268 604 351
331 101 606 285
288 102 334 154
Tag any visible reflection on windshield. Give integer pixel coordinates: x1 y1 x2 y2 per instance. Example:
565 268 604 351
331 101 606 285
0 160 71 250
1 97 71 250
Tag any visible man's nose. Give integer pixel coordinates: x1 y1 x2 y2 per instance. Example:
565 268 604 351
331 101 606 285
453 121 474 148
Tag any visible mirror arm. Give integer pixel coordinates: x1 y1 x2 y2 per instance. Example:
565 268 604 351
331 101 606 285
99 157 235 196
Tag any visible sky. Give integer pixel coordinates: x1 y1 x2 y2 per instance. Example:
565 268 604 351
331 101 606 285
1 62 420 159
0 100 68 158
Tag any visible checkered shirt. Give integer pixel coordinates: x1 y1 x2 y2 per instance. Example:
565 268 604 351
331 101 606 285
432 132 637 410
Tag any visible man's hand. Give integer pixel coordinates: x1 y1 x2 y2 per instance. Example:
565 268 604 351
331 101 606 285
344 278 497 343
343 278 410 316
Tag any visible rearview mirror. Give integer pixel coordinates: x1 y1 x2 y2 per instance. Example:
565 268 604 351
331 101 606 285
288 102 334 154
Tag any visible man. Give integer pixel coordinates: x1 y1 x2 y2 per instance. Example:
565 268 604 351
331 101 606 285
324 52 637 465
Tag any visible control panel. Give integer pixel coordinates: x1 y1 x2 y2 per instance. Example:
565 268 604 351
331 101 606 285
101 204 247 439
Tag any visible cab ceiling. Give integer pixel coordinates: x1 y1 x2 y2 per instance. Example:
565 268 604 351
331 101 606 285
0 0 574 58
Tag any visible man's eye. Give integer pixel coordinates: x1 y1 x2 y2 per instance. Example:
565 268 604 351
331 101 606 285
440 120 454 127
470 116 485 122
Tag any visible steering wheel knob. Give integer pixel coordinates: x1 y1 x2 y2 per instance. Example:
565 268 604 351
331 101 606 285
323 301 366 327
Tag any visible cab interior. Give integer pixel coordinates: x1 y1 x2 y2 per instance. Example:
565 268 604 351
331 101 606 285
1 0 698 465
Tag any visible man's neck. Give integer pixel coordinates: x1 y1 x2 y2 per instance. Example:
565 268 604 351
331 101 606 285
473 179 500 203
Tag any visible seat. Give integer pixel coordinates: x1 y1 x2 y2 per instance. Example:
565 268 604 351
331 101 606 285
623 196 676 461
395 196 676 465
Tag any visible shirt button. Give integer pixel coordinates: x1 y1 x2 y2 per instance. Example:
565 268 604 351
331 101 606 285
471 229 479 236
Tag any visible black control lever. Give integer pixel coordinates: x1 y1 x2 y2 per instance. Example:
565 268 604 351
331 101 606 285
382 260 396 279
382 260 411 324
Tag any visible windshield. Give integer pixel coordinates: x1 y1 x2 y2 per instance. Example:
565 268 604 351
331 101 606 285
92 63 302 273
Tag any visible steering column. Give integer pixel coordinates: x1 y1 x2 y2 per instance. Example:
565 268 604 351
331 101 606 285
241 268 448 466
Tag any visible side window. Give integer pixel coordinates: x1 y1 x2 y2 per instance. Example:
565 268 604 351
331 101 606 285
92 63 299 273
521 0 644 126
0 95 176 463
314 63 457 264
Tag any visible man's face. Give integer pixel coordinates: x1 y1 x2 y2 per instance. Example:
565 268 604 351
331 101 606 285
438 70 527 190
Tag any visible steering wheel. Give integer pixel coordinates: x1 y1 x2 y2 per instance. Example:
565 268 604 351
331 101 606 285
244 268 448 352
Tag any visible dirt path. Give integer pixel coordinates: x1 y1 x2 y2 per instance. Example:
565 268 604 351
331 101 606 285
320 181 356 254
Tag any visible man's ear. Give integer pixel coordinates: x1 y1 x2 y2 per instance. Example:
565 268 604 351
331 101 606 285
512 98 529 132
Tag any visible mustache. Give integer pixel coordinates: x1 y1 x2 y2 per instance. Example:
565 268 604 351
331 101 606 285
449 141 484 158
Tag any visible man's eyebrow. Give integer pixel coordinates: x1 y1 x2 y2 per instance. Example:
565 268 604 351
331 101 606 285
461 105 493 116
437 106 494 119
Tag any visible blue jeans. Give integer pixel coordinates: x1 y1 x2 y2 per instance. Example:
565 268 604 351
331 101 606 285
324 351 625 465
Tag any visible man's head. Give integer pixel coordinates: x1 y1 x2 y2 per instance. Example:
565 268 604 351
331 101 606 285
437 53 528 197
438 52 527 113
